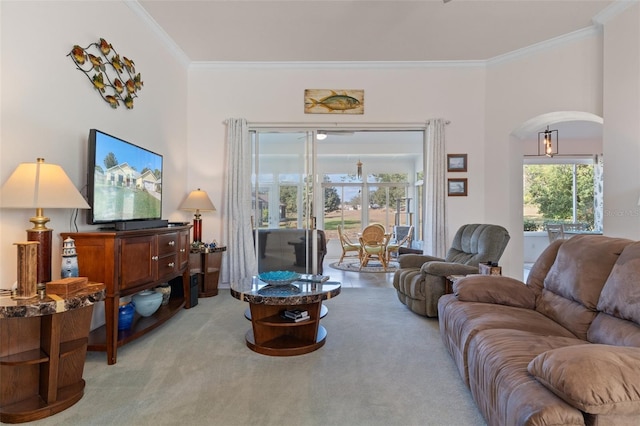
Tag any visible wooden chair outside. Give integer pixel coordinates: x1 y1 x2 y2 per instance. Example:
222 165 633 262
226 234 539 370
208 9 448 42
386 225 414 262
359 224 389 270
337 225 361 265
546 224 564 243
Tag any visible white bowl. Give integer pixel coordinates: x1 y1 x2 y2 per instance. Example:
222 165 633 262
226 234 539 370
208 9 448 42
132 290 163 317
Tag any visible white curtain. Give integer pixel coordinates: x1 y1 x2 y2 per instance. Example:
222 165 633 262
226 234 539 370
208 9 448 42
424 119 447 257
222 118 258 284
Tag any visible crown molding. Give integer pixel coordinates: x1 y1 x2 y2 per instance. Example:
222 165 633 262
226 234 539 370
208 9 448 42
125 0 190 68
189 60 485 70
487 25 602 67
592 0 638 25
129 0 624 71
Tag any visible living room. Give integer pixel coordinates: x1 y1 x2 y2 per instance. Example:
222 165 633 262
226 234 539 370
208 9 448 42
2 1 640 285
1 1 640 424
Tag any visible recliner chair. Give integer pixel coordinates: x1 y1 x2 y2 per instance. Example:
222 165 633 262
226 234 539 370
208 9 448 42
393 224 510 317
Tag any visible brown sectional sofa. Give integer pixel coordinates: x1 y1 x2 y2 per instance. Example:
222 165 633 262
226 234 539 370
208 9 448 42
438 235 640 425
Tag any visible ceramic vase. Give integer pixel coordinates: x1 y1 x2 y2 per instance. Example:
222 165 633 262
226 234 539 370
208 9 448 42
155 283 171 305
118 302 135 330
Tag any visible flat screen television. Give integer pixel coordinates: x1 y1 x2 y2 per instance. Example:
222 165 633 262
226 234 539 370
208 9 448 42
87 129 164 229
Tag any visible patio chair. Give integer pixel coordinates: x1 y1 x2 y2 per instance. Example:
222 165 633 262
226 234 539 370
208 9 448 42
359 224 389 271
386 225 414 262
546 223 565 243
337 225 361 265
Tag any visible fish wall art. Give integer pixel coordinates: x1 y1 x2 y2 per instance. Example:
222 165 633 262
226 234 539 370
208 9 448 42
304 89 364 114
68 38 143 109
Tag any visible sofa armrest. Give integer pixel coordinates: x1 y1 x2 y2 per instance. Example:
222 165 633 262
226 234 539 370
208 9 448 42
528 344 640 415
397 254 444 269
454 275 536 309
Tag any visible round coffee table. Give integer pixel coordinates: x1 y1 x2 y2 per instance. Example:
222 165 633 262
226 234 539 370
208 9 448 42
230 277 341 356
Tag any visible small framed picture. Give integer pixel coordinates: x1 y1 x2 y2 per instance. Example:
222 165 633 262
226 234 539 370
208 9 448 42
448 178 468 196
447 154 467 172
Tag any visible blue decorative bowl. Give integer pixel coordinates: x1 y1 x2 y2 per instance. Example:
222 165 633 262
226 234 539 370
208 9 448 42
132 290 163 317
258 270 301 286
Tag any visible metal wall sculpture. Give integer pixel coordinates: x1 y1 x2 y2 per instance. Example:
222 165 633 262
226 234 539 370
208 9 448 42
68 38 143 109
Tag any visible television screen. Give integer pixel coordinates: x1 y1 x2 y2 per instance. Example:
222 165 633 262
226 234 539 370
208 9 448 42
87 129 163 225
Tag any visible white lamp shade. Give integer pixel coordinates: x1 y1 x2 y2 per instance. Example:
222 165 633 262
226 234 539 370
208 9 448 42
179 189 216 212
0 159 89 209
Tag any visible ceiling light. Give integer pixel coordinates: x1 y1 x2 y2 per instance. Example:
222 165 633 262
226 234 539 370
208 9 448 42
538 126 559 157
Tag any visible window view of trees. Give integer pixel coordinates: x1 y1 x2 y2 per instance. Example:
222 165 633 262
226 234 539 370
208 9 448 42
523 163 595 231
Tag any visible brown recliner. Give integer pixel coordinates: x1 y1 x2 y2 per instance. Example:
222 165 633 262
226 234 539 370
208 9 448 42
393 224 510 317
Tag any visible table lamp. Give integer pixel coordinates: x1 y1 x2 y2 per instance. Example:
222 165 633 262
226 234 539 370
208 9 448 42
0 158 90 284
179 188 216 243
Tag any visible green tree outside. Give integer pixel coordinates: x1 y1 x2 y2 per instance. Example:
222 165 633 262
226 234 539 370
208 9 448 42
524 164 594 230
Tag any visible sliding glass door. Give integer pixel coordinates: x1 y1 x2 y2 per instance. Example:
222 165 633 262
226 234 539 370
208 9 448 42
252 131 319 274
251 127 425 274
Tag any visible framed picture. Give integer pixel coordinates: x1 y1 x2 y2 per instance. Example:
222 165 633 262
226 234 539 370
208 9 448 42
448 178 468 196
447 154 467 172
304 89 364 114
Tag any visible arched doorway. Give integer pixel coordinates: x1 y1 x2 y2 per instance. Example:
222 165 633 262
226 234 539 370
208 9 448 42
511 111 603 279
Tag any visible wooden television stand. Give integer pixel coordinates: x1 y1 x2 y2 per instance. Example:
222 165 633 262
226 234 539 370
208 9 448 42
61 225 192 365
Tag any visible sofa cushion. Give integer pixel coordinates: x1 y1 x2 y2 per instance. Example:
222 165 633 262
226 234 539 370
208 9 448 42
528 344 640 415
437 297 578 386
467 329 586 426
588 313 640 347
454 275 536 310
597 241 640 326
537 235 633 339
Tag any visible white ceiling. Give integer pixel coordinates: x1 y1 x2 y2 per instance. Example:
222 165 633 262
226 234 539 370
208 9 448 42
135 0 607 150
138 0 614 63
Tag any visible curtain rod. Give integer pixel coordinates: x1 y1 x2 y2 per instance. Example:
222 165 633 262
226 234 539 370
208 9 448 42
224 120 450 129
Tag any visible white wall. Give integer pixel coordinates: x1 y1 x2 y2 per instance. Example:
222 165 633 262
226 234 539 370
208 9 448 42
602 3 640 238
0 1 189 286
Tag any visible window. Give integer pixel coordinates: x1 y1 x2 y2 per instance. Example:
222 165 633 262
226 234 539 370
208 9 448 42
523 157 600 231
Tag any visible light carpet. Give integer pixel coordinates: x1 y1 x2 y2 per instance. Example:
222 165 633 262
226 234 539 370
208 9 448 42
329 260 399 273
25 288 485 426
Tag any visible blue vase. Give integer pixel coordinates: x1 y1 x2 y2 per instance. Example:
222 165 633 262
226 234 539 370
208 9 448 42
118 302 135 330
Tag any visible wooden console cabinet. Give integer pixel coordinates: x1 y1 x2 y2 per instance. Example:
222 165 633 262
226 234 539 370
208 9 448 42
61 226 192 365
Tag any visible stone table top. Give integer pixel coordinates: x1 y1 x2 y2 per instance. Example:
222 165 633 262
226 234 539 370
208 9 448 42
230 277 341 305
0 283 105 319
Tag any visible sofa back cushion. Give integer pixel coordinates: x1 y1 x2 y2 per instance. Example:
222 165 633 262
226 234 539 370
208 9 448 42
444 223 510 266
589 241 640 346
536 235 633 340
597 241 640 325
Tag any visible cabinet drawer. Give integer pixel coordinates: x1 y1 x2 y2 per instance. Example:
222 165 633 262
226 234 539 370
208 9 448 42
157 254 178 279
157 233 178 256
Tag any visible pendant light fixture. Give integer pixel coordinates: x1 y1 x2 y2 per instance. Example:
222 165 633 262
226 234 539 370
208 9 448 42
538 126 559 157
356 159 363 179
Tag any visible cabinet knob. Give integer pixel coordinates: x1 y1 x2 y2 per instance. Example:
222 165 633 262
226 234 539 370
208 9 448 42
168 241 176 246
152 255 158 261
168 262 175 268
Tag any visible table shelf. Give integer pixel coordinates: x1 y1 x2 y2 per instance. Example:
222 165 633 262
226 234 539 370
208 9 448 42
245 326 327 356
87 296 185 350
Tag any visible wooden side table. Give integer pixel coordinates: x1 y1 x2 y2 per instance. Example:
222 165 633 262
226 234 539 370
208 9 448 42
190 246 226 297
445 274 466 294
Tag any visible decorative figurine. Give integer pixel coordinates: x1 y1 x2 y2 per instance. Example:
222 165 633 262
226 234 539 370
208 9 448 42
61 237 79 278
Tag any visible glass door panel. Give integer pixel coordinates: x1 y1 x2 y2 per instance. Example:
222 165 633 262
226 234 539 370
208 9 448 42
252 131 318 274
